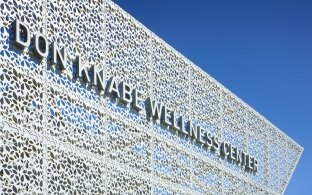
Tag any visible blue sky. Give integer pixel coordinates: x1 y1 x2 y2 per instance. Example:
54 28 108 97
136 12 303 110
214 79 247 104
113 0 312 194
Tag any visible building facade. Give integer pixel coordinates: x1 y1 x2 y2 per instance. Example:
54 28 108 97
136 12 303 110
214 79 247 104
0 0 303 194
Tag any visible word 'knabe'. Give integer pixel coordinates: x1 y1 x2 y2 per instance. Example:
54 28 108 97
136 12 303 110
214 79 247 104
13 19 258 173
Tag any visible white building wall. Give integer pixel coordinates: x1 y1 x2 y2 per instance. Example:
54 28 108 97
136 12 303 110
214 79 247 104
0 0 303 194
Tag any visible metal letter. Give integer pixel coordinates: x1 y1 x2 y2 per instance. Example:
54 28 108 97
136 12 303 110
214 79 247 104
161 106 172 127
221 142 230 157
247 155 254 170
229 145 237 161
132 89 144 111
187 121 198 139
238 150 247 167
107 76 119 97
205 132 213 148
75 56 91 83
14 19 30 48
212 136 220 151
120 82 132 104
197 126 205 144
254 159 258 172
171 111 181 131
50 41 67 70
234 147 240 163
32 32 48 59
178 116 188 135
146 97 162 120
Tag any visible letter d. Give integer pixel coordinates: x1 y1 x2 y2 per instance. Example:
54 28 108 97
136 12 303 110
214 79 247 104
14 20 30 48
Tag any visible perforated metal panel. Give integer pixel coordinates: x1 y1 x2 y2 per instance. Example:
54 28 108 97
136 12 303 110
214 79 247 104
0 0 303 194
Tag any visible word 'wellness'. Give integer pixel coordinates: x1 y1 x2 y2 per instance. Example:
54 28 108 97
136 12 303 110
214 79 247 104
12 19 258 173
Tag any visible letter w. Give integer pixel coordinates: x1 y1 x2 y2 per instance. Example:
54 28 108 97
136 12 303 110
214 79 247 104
146 97 162 120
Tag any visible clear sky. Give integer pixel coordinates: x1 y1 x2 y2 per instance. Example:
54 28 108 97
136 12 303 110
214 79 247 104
113 0 312 194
